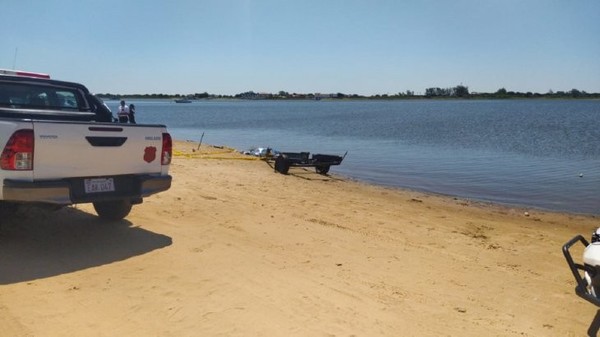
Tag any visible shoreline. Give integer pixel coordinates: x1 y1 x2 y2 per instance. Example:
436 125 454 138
0 140 598 336
190 139 600 218
326 165 600 218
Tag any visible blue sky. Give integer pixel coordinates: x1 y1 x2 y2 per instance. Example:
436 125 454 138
1 0 599 95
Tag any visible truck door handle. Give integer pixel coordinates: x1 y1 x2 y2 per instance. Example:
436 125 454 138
85 136 127 147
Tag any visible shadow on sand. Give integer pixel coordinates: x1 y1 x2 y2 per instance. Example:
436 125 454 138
0 205 172 285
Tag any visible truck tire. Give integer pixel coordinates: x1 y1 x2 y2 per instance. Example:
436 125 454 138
0 201 19 217
0 202 19 228
93 199 132 220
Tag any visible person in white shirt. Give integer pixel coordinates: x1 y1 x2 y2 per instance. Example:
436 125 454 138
117 100 130 123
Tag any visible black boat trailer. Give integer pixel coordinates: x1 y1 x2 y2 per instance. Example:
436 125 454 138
274 151 347 175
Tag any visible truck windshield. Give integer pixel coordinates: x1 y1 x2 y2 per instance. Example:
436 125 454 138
0 82 86 111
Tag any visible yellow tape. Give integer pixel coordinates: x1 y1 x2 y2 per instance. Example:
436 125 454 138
173 150 262 161
194 156 261 161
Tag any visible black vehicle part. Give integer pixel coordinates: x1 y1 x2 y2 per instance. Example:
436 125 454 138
315 165 330 174
273 151 346 175
93 199 133 220
274 155 290 174
563 235 600 307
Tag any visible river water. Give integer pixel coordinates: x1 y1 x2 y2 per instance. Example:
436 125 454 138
108 99 600 215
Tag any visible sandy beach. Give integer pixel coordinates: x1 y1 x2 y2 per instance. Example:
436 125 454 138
0 140 598 336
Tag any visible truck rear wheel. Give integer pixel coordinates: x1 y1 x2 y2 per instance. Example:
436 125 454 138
0 201 19 217
0 202 19 228
93 199 132 220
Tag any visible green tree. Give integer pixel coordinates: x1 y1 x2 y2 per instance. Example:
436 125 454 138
454 85 469 97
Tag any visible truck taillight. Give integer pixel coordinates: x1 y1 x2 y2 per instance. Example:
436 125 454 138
1 129 34 170
161 133 172 165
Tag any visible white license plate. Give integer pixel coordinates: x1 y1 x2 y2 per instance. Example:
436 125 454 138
84 178 115 193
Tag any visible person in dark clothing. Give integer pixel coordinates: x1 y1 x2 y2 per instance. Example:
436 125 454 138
129 103 136 124
87 94 114 122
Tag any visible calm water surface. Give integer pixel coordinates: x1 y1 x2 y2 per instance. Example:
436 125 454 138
109 99 600 215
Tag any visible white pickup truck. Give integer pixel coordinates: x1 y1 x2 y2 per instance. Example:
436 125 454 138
0 69 172 220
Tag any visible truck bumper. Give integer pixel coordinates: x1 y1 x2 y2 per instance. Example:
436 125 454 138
3 174 172 205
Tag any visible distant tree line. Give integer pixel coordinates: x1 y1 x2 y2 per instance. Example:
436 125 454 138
96 92 227 100
472 88 600 99
96 85 600 101
424 85 470 98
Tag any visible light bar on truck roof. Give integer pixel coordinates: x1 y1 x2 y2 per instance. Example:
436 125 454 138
0 69 50 79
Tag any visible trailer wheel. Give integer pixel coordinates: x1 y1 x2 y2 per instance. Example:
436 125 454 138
93 199 133 220
275 156 290 174
316 165 330 175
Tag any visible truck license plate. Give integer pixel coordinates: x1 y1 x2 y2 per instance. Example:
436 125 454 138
84 178 115 193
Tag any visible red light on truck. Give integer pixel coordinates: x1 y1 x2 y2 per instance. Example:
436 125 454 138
161 133 172 165
1 129 35 170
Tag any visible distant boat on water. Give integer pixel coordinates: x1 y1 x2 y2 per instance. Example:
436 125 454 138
174 99 192 103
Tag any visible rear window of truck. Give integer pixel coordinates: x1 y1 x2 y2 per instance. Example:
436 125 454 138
0 82 87 111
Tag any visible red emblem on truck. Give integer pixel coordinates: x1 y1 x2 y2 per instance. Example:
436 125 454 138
144 146 157 163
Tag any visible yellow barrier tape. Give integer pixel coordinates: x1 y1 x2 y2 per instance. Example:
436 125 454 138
173 150 235 156
193 156 261 161
173 150 262 161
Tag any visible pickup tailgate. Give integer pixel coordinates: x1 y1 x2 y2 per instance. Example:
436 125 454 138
32 121 167 180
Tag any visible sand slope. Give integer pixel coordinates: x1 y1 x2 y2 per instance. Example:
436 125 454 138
0 140 598 336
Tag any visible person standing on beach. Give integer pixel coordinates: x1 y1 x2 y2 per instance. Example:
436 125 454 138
117 100 130 123
128 103 136 124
